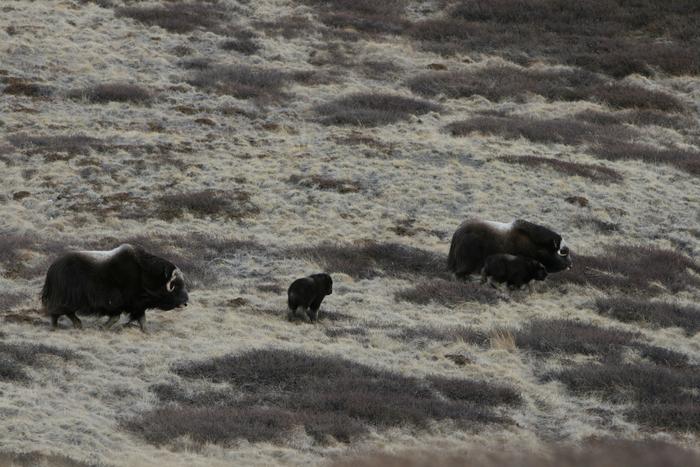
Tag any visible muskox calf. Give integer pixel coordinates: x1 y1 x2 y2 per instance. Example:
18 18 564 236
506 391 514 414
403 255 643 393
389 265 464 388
448 219 572 279
481 254 547 290
41 244 189 332
287 273 333 323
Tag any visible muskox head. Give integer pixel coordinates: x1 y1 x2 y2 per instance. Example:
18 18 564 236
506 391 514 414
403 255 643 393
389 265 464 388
513 220 572 273
312 273 333 295
139 250 190 310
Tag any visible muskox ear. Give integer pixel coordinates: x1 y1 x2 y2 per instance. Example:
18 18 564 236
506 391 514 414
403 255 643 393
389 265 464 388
513 219 561 250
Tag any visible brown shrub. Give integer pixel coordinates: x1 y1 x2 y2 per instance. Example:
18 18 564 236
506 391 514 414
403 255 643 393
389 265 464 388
408 66 685 112
550 361 700 431
0 341 76 382
302 0 408 35
288 174 361 193
7 133 106 157
498 155 623 183
115 2 227 34
127 349 519 446
551 245 700 294
219 29 260 55
592 141 700 176
2 78 53 98
68 83 152 104
295 241 447 280
316 93 440 127
255 15 316 39
409 1 700 78
595 297 700 336
188 65 289 102
0 452 95 467
155 189 259 221
331 439 700 467
395 279 499 306
445 115 634 146
514 319 639 358
635 344 690 369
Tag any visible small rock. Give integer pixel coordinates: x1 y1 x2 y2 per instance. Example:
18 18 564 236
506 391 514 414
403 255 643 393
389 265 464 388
427 63 448 70
12 191 30 201
226 297 248 308
445 353 475 366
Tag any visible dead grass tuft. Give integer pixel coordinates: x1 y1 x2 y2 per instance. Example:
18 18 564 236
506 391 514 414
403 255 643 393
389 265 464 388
8 133 106 157
316 93 440 127
296 241 447 280
2 77 53 98
127 349 519 446
498 155 622 183
395 279 499 306
68 83 152 104
595 297 700 336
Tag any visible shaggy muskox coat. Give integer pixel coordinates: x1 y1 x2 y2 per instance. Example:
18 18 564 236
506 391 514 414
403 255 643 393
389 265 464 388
287 273 333 323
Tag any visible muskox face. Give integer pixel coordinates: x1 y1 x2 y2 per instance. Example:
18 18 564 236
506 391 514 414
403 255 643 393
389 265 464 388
154 268 189 310
513 220 572 273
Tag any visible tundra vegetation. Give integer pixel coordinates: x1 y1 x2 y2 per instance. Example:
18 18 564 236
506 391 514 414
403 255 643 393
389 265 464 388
0 0 698 466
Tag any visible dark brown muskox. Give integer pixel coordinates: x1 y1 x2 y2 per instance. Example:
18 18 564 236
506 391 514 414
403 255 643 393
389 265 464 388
41 244 189 332
287 273 333 323
448 219 571 280
481 254 548 290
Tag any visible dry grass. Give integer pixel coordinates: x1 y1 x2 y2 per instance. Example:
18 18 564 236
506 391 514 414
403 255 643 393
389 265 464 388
552 245 700 294
0 451 96 467
7 133 106 157
67 83 152 104
126 349 520 446
595 297 700 336
316 93 440 126
498 155 622 183
572 216 621 234
2 77 53 98
395 279 499 306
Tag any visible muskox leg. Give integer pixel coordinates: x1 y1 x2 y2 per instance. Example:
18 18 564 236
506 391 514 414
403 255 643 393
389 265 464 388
287 307 297 322
103 315 120 329
137 315 147 333
50 314 59 330
307 307 319 323
66 312 82 330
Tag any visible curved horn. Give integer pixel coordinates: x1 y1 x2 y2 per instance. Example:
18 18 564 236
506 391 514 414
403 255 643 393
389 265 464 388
166 268 181 292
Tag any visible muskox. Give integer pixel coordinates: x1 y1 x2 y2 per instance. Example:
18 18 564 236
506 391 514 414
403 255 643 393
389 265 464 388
41 244 189 332
287 273 333 323
448 219 571 279
481 254 548 290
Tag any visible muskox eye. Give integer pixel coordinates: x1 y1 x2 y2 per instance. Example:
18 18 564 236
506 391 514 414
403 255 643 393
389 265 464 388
558 246 569 256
